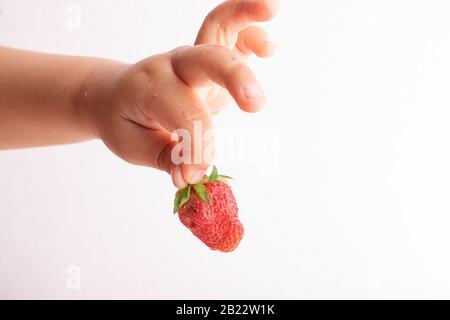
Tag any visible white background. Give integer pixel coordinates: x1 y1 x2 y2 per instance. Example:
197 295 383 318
1 0 450 299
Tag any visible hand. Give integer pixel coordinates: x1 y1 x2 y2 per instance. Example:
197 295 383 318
82 0 279 188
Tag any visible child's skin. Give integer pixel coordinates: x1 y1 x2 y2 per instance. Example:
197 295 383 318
0 0 278 188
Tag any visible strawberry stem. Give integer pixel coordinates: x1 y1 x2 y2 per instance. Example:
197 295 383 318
173 166 232 214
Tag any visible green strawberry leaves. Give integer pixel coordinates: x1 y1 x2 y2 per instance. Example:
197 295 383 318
208 165 233 184
216 176 229 184
173 166 233 214
208 165 219 182
173 184 192 214
193 183 210 203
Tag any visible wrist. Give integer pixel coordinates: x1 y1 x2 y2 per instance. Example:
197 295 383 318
73 59 127 140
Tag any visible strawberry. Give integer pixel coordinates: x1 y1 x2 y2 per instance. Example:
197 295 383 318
173 166 244 252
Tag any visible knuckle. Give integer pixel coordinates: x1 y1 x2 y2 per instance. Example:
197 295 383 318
170 45 194 70
137 54 171 78
169 45 192 59
169 45 192 54
229 61 250 78
205 45 242 67
204 10 219 26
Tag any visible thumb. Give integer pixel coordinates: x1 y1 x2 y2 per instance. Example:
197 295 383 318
101 118 195 189
102 120 175 173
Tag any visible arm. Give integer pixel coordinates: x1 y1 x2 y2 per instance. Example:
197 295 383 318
0 46 122 148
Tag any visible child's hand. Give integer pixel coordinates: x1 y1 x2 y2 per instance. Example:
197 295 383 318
0 1 278 188
80 0 279 188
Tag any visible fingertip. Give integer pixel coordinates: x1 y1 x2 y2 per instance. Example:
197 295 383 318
243 83 265 99
239 84 266 112
254 0 280 21
172 165 188 189
257 40 277 58
181 165 208 185
272 0 281 18
227 79 267 113
240 97 266 113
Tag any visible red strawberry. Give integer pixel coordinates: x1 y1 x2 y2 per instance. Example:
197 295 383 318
173 166 244 252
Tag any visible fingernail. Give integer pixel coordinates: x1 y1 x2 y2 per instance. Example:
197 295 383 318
189 170 205 184
264 36 273 45
243 84 265 99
